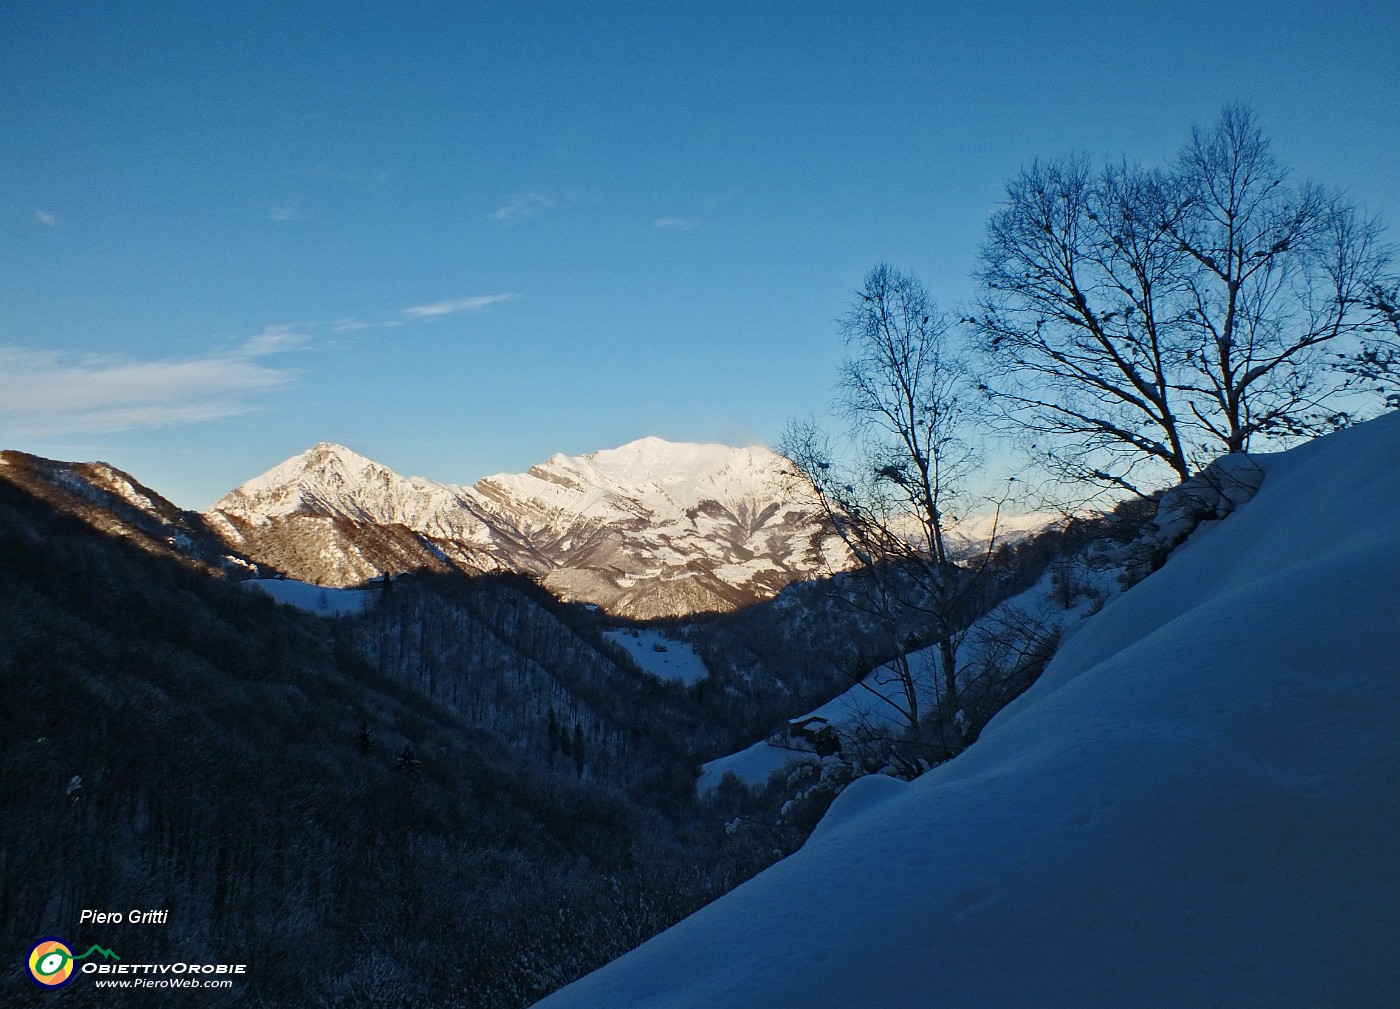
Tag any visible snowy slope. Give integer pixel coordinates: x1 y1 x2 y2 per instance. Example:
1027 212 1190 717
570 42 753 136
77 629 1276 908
0 450 261 576
533 414 1400 1009
241 577 370 617
698 571 1097 792
208 438 838 618
603 627 709 684
699 515 1120 792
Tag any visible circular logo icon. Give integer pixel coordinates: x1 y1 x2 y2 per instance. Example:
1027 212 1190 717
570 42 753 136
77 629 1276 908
27 938 76 988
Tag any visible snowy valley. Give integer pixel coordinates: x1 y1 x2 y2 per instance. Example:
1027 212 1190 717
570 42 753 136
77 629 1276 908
10 6 1400 1004
4 417 1397 1008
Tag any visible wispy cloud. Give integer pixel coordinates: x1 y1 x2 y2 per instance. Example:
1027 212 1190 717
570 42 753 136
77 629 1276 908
34 210 57 226
490 192 556 222
239 324 310 355
268 203 302 221
331 318 404 333
653 216 700 231
0 330 303 438
403 294 519 319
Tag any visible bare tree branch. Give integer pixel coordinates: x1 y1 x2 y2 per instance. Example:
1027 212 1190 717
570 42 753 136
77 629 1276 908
783 265 993 751
973 105 1393 494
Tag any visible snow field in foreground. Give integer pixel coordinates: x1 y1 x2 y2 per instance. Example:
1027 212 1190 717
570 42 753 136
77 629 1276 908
535 413 1400 1009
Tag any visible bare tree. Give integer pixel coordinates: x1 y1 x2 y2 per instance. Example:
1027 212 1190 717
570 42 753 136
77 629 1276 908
974 105 1391 495
1343 280 1400 405
974 156 1193 494
784 264 993 760
1167 105 1390 451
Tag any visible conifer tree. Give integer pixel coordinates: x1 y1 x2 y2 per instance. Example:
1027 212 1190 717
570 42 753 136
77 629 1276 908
394 743 421 778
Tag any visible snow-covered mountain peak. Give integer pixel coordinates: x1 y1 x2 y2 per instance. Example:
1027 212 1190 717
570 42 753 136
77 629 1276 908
584 436 764 481
477 438 797 520
205 437 839 617
233 442 381 498
596 439 793 497
211 443 473 531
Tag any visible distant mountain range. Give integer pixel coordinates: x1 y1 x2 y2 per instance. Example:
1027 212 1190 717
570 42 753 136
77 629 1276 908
205 438 846 619
3 438 1051 620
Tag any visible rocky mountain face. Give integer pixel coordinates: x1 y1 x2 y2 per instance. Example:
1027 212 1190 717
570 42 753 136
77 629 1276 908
203 443 499 589
0 450 261 576
206 438 842 619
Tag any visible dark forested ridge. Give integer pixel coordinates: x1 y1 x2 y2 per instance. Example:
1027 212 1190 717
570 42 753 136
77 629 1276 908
0 474 796 1007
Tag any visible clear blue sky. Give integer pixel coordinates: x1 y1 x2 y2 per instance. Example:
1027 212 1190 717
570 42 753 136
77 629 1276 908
3 1 1397 508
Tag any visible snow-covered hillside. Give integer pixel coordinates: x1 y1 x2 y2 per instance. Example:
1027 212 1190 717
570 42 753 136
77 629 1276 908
698 558 1109 793
603 626 710 684
241 577 370 617
209 438 840 618
533 414 1400 1008
0 449 260 576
